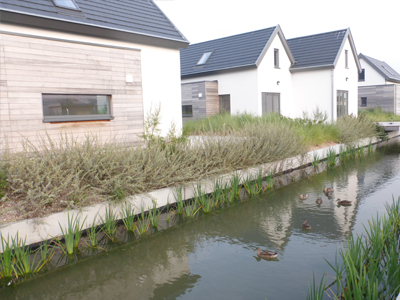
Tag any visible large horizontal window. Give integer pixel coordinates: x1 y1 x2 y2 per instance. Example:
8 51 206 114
42 94 113 123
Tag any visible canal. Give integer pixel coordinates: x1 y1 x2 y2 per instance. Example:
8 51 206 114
1 137 400 299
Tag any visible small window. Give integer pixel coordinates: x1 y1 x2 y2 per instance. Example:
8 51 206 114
361 97 367 107
274 49 279 68
42 94 113 122
197 52 213 65
182 105 193 117
358 68 365 81
345 50 348 68
52 0 80 10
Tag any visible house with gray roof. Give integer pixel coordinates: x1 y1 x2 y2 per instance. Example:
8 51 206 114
180 26 361 122
0 0 189 152
358 54 400 114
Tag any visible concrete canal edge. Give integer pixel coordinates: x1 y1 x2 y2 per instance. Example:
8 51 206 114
1 132 399 252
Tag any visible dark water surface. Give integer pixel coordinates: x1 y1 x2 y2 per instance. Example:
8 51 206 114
2 138 400 300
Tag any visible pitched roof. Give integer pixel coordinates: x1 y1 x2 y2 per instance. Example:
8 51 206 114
0 0 188 44
359 53 400 83
287 28 361 72
180 25 294 78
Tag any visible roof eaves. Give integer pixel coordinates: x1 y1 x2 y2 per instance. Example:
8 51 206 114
181 63 257 78
0 7 190 44
289 64 335 73
149 0 189 44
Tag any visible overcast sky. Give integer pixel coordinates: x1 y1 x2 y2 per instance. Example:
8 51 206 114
156 0 400 73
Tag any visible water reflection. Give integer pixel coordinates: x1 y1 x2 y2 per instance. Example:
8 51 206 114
1 138 400 300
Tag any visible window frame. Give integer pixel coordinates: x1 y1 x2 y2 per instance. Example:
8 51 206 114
182 105 193 117
52 0 81 11
274 49 279 68
42 94 114 123
358 68 365 81
361 97 367 107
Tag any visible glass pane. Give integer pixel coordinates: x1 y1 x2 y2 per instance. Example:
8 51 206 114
182 105 193 117
197 52 212 65
53 0 78 9
43 95 110 117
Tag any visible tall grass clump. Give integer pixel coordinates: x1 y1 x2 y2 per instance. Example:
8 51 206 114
173 186 184 215
100 207 118 240
359 106 400 122
121 204 136 232
148 201 162 228
307 197 400 299
0 108 379 221
56 212 85 255
136 206 150 235
326 148 337 169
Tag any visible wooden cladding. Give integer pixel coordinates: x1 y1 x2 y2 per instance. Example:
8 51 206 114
0 33 144 152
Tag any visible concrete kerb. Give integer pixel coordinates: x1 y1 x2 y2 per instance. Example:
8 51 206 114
0 133 399 252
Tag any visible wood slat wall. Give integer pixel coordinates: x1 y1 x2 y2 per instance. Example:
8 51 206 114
358 85 395 113
205 81 219 117
395 84 400 115
0 33 144 152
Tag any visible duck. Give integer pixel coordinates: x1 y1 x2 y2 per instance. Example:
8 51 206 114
323 187 334 193
254 247 278 259
299 194 308 200
336 199 352 206
325 191 333 198
302 219 311 230
316 198 322 204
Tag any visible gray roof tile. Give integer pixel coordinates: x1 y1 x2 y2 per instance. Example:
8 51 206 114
180 26 276 77
359 53 400 83
0 0 188 43
287 29 347 69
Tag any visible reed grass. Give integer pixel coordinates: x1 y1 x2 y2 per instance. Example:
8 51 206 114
265 171 275 190
0 110 378 221
230 173 242 201
194 184 213 213
86 221 100 247
326 148 337 169
0 235 14 278
212 178 225 207
148 201 161 228
307 196 400 299
173 186 184 215
100 207 118 240
57 212 82 255
136 206 150 235
183 201 200 218
312 152 320 169
359 106 400 122
243 174 262 196
121 204 136 232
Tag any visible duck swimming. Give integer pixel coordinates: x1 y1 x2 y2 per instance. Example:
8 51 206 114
323 187 334 193
299 194 308 200
336 199 352 206
316 198 322 204
302 219 311 230
254 247 278 258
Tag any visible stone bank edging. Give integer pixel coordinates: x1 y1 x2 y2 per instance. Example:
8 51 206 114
0 132 399 252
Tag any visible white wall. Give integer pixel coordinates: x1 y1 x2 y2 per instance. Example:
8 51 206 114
1 24 183 136
257 35 293 117
334 37 359 118
291 69 333 121
181 68 259 115
358 57 386 86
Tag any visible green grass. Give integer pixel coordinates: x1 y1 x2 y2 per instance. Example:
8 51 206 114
359 106 400 122
148 201 161 228
121 204 136 232
100 207 118 240
56 212 83 255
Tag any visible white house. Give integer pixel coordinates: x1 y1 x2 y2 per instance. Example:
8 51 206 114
180 26 361 122
358 54 400 114
0 0 189 152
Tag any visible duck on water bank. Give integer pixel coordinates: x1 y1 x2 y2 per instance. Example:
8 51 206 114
336 199 352 206
254 247 278 259
299 194 308 200
302 219 311 230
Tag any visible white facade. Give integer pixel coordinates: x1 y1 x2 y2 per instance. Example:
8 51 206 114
1 23 183 137
182 34 293 117
182 32 359 122
358 57 386 86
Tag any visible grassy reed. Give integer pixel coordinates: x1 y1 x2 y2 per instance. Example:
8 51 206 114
148 202 161 228
100 207 118 240
56 212 84 255
307 197 400 300
359 106 400 122
136 206 150 235
121 204 136 232
0 111 378 221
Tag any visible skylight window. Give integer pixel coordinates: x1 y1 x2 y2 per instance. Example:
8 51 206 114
52 0 80 11
382 65 394 76
197 51 213 65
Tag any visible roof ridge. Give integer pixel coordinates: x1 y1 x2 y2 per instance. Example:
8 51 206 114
287 28 347 41
187 26 277 46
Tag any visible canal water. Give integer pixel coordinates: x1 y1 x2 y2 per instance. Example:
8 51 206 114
1 138 400 300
